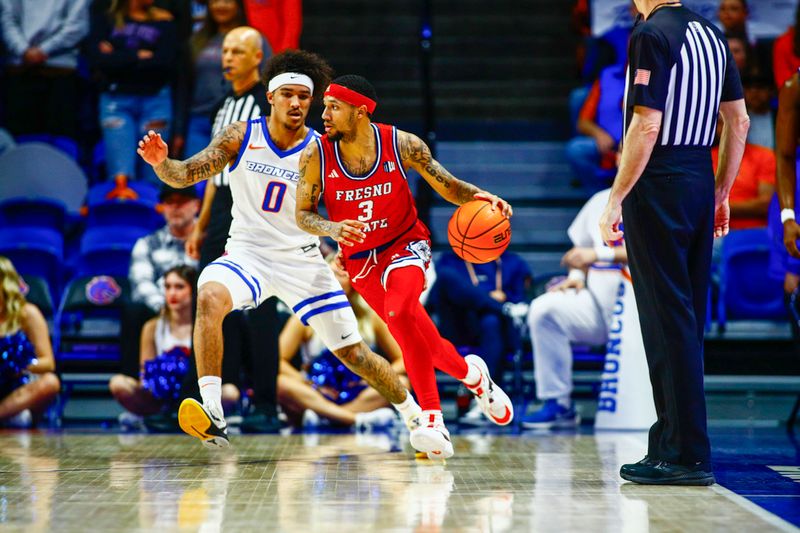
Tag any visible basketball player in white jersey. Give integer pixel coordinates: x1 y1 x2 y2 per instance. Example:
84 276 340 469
137 50 422 449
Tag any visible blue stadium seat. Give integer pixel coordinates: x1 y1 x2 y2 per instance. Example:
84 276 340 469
54 274 130 372
19 273 55 321
718 228 786 328
85 199 163 232
0 196 66 233
85 182 160 208
76 225 149 277
0 227 63 300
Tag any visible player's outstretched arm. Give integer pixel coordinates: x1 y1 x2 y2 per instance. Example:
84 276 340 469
397 130 512 217
137 121 246 188
296 142 367 247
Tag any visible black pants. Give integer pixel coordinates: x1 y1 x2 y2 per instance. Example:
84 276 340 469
622 169 714 468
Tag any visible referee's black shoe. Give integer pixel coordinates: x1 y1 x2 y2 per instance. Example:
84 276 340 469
620 457 715 486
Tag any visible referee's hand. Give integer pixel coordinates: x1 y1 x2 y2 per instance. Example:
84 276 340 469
599 200 623 247
713 198 730 239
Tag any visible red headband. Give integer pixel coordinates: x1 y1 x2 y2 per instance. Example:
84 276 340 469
324 83 377 113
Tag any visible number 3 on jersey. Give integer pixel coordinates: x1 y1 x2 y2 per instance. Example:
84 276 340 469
357 200 373 221
262 181 287 213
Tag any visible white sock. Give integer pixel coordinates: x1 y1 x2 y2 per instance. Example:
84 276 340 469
555 396 571 408
198 376 222 411
462 363 482 387
392 390 421 419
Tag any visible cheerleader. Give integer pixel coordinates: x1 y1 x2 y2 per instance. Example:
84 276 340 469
0 257 60 427
109 265 239 422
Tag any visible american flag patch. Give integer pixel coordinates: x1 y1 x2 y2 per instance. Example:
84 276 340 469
634 69 651 86
383 161 396 173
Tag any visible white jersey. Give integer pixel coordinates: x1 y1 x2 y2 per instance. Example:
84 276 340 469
226 117 319 252
567 188 624 315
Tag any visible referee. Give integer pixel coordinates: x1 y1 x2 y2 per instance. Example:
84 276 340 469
599 1 748 485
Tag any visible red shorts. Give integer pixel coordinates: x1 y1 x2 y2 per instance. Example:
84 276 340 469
344 219 432 291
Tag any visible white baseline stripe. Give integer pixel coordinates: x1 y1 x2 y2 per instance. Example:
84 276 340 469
711 485 800 533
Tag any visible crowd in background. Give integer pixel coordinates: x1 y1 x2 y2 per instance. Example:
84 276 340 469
0 0 797 431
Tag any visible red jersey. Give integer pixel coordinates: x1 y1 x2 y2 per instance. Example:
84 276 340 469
319 123 423 259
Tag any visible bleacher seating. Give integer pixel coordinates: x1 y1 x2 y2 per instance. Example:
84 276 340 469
718 228 786 329
0 227 64 302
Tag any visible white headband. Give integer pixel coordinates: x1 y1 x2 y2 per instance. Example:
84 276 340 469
267 72 314 93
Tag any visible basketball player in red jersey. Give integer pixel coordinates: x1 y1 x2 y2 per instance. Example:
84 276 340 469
295 75 514 459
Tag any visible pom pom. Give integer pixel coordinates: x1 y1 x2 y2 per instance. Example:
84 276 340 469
142 346 191 403
308 350 366 405
0 331 37 396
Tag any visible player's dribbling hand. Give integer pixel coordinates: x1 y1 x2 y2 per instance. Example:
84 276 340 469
137 130 168 167
599 200 623 246
474 192 513 218
784 219 800 258
331 219 367 247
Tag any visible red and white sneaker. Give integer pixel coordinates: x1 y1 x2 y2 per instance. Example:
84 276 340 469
409 411 454 460
463 354 514 426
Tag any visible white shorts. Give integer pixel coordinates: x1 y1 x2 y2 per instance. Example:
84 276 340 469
197 243 363 353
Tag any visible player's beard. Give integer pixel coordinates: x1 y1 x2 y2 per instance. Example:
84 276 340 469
282 119 303 132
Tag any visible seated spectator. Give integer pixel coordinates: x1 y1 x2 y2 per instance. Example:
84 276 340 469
726 33 751 74
0 0 90 143
120 184 199 382
718 0 749 41
277 257 402 429
180 0 248 158
773 7 800 89
566 63 625 191
110 265 239 427
86 0 177 187
711 129 775 231
430 250 531 411
742 72 776 150
523 189 627 429
0 256 60 428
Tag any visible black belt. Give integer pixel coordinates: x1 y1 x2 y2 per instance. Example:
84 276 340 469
349 220 417 259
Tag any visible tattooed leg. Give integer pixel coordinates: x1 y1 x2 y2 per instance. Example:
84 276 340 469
333 342 407 404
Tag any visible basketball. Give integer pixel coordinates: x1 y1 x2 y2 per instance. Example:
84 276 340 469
447 200 511 264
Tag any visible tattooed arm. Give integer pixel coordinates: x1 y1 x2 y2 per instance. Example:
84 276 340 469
397 130 513 216
137 122 246 188
295 142 367 247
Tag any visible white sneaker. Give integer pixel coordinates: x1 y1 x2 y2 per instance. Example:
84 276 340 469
178 398 229 449
117 410 144 431
302 409 320 428
409 411 454 460
463 354 514 426
354 407 396 431
6 409 32 428
401 404 424 432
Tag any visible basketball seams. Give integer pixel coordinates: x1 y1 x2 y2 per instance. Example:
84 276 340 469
448 200 511 264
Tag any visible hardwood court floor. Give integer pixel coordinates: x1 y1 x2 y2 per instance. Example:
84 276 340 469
0 429 796 532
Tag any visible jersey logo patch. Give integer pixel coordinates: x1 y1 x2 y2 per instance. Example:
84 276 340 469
248 143 266 150
634 69 651 86
383 161 396 173
328 169 340 178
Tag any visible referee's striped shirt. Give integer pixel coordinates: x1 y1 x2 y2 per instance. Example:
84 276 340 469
210 83 268 187
623 5 743 151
